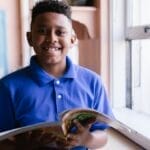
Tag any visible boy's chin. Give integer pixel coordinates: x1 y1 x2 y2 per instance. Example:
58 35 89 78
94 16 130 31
44 59 62 66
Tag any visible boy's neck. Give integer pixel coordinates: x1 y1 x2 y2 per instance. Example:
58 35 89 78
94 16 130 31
41 61 66 78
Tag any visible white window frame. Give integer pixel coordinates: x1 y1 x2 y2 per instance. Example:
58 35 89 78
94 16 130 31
110 0 150 149
20 0 31 66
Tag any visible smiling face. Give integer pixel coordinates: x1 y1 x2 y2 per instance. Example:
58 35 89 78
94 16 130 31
27 12 76 70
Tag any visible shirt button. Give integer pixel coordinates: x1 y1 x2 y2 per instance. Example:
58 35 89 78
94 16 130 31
55 80 60 85
57 94 62 99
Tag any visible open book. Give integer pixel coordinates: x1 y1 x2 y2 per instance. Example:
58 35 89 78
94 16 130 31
0 108 147 149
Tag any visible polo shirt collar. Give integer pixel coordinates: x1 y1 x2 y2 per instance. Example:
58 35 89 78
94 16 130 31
63 56 77 79
29 56 77 86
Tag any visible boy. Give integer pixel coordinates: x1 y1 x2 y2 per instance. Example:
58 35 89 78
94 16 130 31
0 0 114 149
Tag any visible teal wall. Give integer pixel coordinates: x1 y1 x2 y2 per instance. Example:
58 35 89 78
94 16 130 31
0 10 8 77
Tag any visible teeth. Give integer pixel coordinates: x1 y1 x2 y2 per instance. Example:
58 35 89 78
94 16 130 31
45 47 59 51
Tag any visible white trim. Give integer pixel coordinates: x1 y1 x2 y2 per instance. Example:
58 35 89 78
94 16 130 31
110 0 126 108
20 0 31 66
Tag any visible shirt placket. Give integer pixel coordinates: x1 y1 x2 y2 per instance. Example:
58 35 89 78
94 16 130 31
54 79 65 119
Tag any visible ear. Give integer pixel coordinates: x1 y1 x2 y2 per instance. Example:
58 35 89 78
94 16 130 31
71 34 77 45
26 32 33 46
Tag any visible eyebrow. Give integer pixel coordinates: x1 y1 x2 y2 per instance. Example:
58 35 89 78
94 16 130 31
37 24 70 30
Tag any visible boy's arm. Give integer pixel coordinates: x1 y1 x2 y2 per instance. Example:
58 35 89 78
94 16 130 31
84 130 107 149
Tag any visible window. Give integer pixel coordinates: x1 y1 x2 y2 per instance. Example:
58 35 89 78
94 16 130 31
110 0 150 147
126 0 150 115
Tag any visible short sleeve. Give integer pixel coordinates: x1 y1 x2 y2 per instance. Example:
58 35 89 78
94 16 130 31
0 80 15 132
91 77 114 131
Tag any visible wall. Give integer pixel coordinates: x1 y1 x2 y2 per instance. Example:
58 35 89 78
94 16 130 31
71 0 110 94
98 0 110 94
0 0 22 74
71 6 101 75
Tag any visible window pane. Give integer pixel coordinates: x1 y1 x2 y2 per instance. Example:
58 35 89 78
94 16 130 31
128 0 150 26
132 39 150 115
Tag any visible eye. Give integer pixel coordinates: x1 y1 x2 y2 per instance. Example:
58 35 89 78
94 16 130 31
37 27 47 35
56 30 67 37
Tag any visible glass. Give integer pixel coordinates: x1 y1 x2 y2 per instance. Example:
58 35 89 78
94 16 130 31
127 0 150 26
131 39 150 115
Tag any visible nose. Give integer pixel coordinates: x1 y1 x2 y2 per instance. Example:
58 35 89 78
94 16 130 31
46 31 57 43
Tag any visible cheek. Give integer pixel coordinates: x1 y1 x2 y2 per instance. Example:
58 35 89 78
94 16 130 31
62 38 72 48
32 35 45 45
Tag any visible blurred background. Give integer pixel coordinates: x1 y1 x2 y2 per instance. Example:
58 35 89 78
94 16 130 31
0 0 150 148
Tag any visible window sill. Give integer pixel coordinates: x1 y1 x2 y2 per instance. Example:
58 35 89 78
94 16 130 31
113 108 150 149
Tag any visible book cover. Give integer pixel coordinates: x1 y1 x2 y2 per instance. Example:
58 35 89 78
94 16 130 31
0 108 113 149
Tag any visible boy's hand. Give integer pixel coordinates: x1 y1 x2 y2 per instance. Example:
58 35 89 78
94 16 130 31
66 119 93 148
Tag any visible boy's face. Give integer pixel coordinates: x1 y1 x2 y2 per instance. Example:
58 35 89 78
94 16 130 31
27 12 76 67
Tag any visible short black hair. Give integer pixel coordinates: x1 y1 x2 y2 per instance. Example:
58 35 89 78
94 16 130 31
31 0 72 26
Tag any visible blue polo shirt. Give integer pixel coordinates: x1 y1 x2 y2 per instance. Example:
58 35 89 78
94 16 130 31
0 56 114 149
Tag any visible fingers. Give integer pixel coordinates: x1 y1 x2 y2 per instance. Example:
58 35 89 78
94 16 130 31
73 119 92 132
67 134 80 147
73 119 84 132
65 120 92 148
